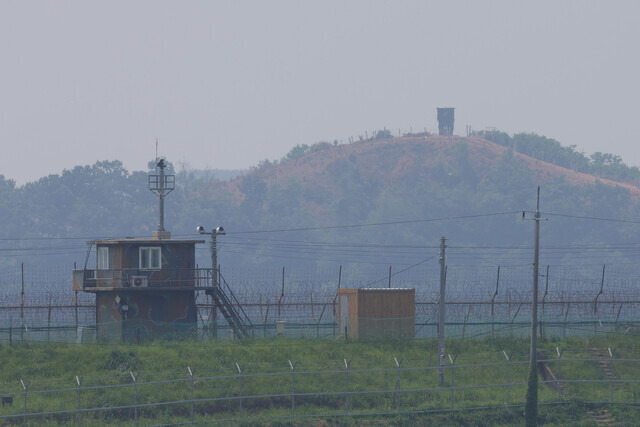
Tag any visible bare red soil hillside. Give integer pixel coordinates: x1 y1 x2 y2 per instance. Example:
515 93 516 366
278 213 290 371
228 135 640 201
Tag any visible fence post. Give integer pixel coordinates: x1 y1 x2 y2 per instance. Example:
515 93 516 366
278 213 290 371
556 347 562 402
20 262 24 321
47 297 52 343
564 303 570 339
188 366 194 423
448 354 457 410
394 357 402 412
75 290 79 329
462 305 471 338
76 376 82 427
317 305 327 338
20 379 29 427
492 266 500 339
541 265 549 338
594 265 606 314
130 372 138 427
344 359 351 414
503 351 511 405
609 348 615 403
236 363 243 417
278 267 285 319
615 304 623 324
289 360 297 416
21 319 28 344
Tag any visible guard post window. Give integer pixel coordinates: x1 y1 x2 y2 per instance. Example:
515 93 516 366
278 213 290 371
140 247 161 269
97 247 110 270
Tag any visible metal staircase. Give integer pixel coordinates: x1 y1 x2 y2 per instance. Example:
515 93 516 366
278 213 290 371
206 273 252 339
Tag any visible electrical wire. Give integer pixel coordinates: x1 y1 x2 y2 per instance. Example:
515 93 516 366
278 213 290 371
225 211 523 235
542 211 640 224
361 255 440 287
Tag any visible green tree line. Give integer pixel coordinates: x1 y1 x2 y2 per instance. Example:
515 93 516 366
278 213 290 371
1 132 639 274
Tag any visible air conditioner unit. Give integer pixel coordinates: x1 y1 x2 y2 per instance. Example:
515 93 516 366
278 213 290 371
131 276 149 288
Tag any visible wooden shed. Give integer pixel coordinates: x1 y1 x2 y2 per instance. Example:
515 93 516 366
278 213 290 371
337 288 415 339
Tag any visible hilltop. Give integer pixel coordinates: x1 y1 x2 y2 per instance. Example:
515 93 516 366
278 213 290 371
226 134 640 212
2 130 640 271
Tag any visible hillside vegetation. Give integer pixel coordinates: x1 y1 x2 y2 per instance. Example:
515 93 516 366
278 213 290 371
1 132 640 272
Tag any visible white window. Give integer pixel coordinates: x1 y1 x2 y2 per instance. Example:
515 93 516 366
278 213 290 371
97 247 110 270
139 247 161 269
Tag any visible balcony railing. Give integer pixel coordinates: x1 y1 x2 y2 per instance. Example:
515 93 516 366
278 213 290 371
72 268 217 291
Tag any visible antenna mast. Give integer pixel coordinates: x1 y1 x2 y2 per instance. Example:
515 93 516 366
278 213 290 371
149 158 175 238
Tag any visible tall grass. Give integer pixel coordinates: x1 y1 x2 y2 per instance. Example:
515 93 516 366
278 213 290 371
1 332 639 424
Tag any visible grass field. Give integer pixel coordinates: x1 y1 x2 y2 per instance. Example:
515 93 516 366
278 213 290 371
1 332 640 425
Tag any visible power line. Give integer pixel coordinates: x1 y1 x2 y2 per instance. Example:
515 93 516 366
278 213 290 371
0 211 519 243
226 211 523 235
361 254 440 287
1 210 637 244
542 211 640 224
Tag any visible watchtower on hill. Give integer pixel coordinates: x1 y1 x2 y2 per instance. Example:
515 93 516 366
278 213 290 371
437 107 455 136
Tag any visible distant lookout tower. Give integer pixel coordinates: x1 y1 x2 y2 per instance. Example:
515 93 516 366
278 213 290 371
437 108 455 136
149 158 175 239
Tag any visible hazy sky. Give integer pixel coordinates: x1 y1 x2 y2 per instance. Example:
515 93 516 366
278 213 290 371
1 1 639 184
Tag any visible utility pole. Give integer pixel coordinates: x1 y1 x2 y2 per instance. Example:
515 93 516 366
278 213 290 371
210 232 218 288
197 226 226 287
197 225 226 339
438 236 447 385
525 187 543 425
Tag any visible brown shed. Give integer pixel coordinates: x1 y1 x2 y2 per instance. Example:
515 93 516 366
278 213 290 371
337 288 415 339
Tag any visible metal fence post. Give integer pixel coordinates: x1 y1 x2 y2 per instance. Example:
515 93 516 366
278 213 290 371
289 360 297 416
448 354 457 410
556 347 562 402
236 363 243 417
7 355 640 421
188 366 194 423
609 348 615 403
503 351 511 405
20 379 29 427
344 359 351 414
563 303 570 339
130 371 138 427
394 357 402 412
76 376 82 427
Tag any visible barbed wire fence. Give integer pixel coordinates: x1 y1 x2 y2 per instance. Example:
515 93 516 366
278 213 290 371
0 353 639 424
1 263 640 343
